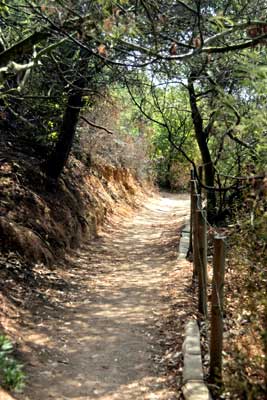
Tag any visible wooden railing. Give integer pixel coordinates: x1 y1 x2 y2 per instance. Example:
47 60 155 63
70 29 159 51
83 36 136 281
189 168 226 385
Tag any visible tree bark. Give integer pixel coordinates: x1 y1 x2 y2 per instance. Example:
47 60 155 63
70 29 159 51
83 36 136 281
45 78 84 180
166 152 173 190
45 45 94 181
188 78 216 220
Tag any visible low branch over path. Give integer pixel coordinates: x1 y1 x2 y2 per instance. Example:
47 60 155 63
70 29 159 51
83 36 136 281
16 193 194 400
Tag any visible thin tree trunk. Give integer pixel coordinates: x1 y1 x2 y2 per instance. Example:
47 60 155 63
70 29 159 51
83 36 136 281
44 46 93 181
45 80 84 180
188 78 216 220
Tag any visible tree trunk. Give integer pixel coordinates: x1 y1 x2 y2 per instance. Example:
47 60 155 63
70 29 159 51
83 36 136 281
166 157 172 189
188 79 216 220
45 81 84 180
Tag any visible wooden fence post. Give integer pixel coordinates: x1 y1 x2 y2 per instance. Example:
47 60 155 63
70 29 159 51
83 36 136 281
192 191 199 280
198 165 203 196
187 171 194 258
264 301 267 393
196 209 208 318
210 235 226 385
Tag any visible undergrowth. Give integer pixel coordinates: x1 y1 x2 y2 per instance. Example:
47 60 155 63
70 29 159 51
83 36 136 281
0 335 25 392
223 193 267 399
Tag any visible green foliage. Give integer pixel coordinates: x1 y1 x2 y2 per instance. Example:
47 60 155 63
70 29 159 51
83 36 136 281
0 1 8 16
0 335 25 392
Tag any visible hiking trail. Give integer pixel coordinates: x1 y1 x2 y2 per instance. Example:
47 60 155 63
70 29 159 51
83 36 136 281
16 193 191 400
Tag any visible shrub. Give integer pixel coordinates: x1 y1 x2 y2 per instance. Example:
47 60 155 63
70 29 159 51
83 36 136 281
0 335 26 392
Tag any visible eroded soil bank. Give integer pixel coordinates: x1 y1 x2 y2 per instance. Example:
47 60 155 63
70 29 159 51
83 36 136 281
4 193 195 400
0 155 147 265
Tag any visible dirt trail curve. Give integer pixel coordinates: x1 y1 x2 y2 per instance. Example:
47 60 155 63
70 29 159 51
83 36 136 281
17 193 190 400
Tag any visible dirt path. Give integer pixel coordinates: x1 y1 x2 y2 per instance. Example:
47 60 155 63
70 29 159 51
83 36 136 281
16 193 190 400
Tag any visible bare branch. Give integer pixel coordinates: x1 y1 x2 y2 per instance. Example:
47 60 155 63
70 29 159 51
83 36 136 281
215 172 266 181
80 116 115 135
125 79 166 128
176 0 198 15
0 30 50 67
223 103 257 152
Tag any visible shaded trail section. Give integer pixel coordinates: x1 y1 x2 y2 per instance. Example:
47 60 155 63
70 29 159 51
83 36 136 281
18 193 190 400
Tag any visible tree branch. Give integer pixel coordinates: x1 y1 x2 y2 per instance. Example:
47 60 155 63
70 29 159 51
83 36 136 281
176 0 198 14
80 116 115 135
0 38 68 91
223 103 257 152
0 30 50 67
